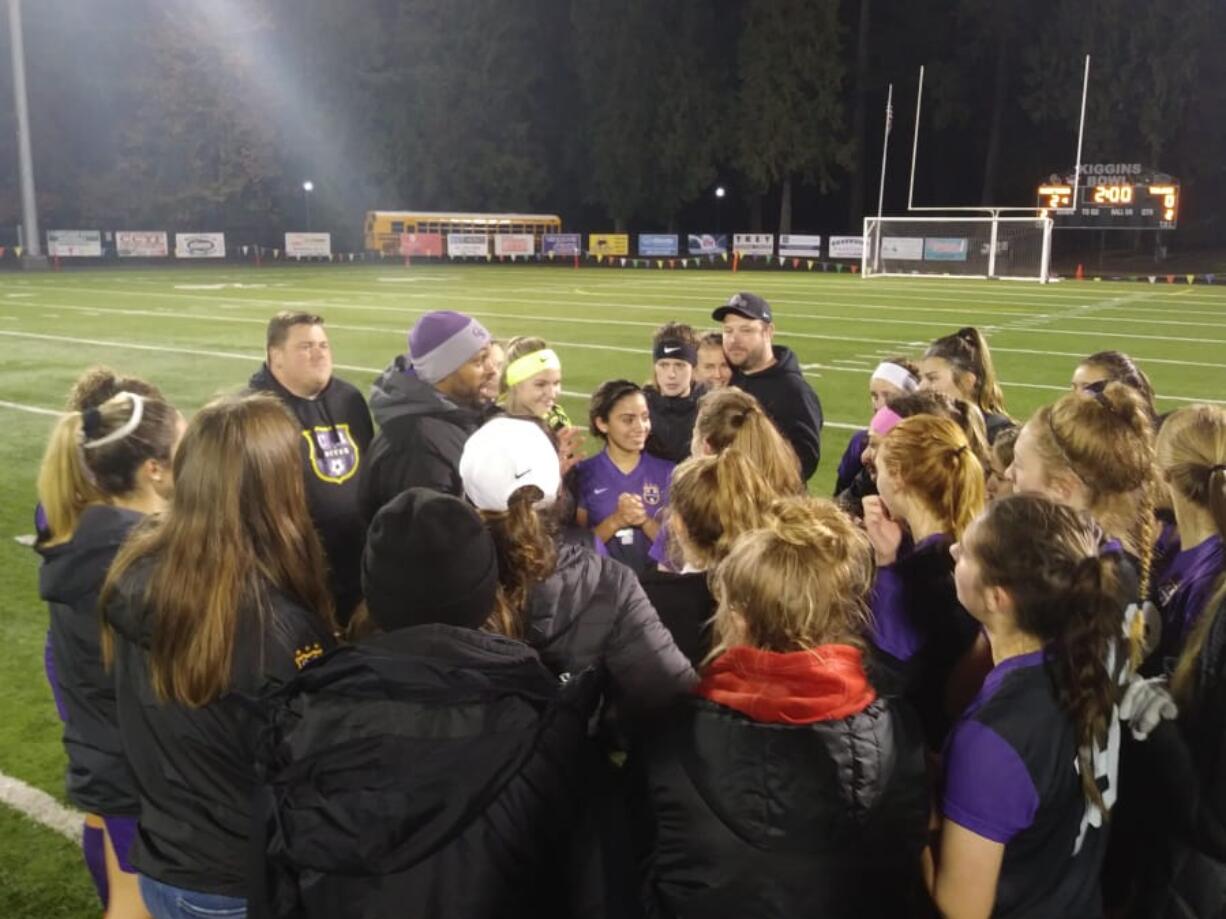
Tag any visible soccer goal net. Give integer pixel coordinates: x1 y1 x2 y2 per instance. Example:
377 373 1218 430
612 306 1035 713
862 215 1053 282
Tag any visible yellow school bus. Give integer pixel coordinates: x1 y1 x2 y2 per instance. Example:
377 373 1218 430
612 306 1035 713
363 211 563 254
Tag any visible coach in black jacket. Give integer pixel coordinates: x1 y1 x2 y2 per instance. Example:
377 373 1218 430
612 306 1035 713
249 311 373 624
360 311 498 519
256 489 599 919
713 292 824 480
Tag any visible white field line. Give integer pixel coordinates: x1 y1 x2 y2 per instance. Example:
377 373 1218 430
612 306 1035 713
0 400 62 417
10 292 1224 371
0 771 81 842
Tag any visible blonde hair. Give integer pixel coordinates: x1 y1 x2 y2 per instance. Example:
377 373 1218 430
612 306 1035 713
1157 405 1226 704
499 336 550 410
102 394 334 707
711 497 872 657
668 449 781 569
1027 383 1157 597
692 388 802 495
37 392 179 546
879 415 986 540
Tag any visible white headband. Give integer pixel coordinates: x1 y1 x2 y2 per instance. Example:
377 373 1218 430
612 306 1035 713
871 362 919 393
82 392 145 450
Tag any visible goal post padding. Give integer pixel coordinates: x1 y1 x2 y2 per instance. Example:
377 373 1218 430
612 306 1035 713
862 216 1053 282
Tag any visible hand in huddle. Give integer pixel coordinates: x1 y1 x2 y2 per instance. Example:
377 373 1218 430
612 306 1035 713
862 496 904 566
1119 674 1178 741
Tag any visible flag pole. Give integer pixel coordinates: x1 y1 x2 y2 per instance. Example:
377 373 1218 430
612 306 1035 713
873 83 893 273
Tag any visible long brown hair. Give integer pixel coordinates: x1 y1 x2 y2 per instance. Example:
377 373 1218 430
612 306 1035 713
711 497 873 657
885 390 992 472
966 495 1126 813
1077 350 1156 419
879 415 985 540
925 327 1008 417
37 391 179 546
691 388 802 495
479 485 558 639
102 394 334 706
668 449 781 569
1158 405 1226 704
1027 383 1157 597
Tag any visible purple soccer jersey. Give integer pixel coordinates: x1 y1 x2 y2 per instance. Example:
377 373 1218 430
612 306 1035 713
870 532 946 662
1152 533 1225 664
575 450 674 575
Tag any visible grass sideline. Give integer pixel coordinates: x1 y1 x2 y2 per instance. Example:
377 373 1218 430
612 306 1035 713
1 263 1224 915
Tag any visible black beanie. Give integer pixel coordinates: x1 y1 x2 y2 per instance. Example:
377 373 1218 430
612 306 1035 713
362 488 499 632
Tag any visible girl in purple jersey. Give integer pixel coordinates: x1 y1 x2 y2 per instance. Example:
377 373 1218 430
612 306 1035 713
930 495 1126 919
919 327 1013 444
574 380 674 576
1151 406 1226 671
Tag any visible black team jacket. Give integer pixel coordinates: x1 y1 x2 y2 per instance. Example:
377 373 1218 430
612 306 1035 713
729 345 824 480
248 365 373 624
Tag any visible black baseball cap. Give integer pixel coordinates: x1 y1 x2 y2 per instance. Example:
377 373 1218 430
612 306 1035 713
712 291 772 323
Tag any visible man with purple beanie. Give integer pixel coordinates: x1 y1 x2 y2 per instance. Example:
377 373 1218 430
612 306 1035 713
360 310 499 520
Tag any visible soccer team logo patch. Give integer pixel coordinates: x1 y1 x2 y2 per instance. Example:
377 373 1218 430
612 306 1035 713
302 424 360 485
643 482 661 506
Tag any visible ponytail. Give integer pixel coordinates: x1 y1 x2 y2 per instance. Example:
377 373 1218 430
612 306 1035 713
36 412 102 546
925 327 1008 417
880 415 985 540
482 485 557 639
670 448 781 568
692 388 802 495
1051 553 1124 814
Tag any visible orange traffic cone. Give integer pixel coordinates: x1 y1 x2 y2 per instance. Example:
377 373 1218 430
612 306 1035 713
1075 263 1084 280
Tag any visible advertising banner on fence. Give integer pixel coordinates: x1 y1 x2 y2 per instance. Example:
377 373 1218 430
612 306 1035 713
542 233 582 256
400 233 444 257
285 232 333 258
923 237 969 261
778 234 822 258
638 234 678 257
116 231 168 258
828 235 865 259
733 233 774 256
881 237 924 261
589 233 629 256
47 230 102 257
175 233 226 258
447 233 489 257
494 233 535 256
687 233 727 255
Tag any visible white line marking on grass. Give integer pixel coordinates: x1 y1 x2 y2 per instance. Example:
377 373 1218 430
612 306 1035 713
0 771 82 842
0 400 62 417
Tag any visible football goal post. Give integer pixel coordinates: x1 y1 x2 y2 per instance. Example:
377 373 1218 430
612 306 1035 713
861 215 1053 282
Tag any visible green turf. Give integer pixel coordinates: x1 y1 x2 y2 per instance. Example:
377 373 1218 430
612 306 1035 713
1 263 1224 913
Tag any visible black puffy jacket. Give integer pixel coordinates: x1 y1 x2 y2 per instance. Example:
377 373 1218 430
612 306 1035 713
253 625 601 919
526 542 698 708
639 655 931 919
37 504 143 815
644 384 706 464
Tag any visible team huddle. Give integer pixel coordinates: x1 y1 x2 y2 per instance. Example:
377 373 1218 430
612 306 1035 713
33 289 1226 919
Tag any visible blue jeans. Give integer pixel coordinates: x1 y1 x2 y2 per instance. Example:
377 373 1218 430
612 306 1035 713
139 874 246 919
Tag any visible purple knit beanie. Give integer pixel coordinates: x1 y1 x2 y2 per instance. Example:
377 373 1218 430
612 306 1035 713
408 311 492 384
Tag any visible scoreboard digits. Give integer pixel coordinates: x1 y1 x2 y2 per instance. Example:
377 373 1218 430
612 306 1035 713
1036 164 1179 230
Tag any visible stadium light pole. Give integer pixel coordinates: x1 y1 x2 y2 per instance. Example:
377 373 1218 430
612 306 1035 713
302 180 314 231
7 0 47 268
714 185 726 233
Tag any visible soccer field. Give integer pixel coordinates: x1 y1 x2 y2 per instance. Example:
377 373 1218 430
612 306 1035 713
1 263 1224 915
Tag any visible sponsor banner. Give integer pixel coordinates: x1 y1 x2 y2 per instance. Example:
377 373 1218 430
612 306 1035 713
116 231 168 258
285 232 332 258
494 233 535 256
687 233 727 255
47 229 102 257
447 233 489 257
542 233 582 256
924 237 969 262
881 236 924 261
779 234 822 257
175 232 226 259
589 233 629 256
638 234 679 257
828 235 865 259
733 233 774 256
400 232 444 257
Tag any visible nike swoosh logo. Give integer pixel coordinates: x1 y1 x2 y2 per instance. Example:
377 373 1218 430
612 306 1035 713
663 346 680 354
514 469 531 479
593 487 609 494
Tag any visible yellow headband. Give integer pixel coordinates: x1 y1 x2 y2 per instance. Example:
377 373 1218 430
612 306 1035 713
505 349 561 387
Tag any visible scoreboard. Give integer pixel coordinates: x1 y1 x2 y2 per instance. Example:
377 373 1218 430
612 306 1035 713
1036 163 1179 230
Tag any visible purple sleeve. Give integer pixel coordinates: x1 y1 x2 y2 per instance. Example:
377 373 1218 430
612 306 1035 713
870 564 923 662
942 719 1039 843
836 430 868 492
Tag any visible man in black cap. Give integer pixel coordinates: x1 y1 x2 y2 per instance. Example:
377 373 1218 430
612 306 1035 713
712 291 824 481
259 488 598 917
